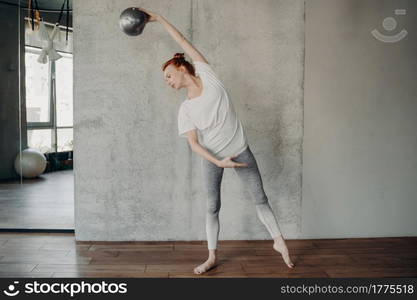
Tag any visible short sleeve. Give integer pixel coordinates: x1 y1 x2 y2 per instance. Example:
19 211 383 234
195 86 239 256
194 61 218 78
178 105 196 138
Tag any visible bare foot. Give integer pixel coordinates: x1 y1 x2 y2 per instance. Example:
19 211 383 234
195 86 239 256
273 238 295 268
193 258 218 275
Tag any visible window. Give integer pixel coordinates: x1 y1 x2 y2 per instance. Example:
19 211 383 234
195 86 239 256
25 46 73 153
27 129 53 153
56 53 73 128
25 47 51 124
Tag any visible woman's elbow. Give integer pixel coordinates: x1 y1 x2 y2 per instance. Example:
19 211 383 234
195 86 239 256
188 140 199 151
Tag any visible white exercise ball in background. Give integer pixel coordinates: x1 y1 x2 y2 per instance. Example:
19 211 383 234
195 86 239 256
14 148 47 178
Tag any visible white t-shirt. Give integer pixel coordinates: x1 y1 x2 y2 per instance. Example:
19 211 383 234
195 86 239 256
177 61 248 160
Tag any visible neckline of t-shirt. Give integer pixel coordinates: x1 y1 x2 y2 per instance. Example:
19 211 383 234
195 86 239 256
186 74 204 101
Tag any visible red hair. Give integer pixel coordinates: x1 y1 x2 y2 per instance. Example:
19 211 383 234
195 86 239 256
162 53 196 76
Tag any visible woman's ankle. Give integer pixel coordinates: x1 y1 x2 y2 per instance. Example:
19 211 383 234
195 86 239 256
273 234 284 244
208 249 217 261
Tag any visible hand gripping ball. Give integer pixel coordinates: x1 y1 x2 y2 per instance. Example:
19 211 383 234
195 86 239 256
119 7 150 36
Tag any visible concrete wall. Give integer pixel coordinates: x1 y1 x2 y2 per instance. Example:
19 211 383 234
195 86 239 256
302 0 417 238
74 0 305 241
0 4 27 180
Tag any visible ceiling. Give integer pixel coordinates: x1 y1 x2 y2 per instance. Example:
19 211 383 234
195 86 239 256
0 0 72 26
0 0 72 11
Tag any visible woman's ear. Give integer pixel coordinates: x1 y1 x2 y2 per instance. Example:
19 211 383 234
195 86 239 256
178 65 187 73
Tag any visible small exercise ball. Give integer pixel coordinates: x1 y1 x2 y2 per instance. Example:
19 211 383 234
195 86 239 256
119 7 149 36
14 148 47 178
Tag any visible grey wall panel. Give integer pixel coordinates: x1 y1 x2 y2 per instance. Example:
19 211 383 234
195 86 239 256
302 0 417 238
74 0 304 241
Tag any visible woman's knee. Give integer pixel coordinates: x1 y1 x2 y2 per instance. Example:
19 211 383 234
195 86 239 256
243 177 268 205
207 201 221 216
253 193 268 205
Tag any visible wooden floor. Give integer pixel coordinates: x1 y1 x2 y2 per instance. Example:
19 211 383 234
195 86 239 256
0 170 74 229
0 233 416 278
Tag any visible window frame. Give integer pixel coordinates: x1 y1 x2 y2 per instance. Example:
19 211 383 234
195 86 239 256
25 45 74 153
25 46 54 129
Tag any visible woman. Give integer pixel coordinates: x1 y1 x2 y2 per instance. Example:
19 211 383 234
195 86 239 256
140 8 295 275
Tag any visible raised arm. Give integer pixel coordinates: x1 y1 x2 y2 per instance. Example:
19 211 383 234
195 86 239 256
140 8 208 64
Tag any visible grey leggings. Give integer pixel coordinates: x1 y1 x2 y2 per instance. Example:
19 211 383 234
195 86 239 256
201 145 282 250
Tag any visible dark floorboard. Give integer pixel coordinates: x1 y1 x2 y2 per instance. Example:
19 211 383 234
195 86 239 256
0 233 416 278
0 170 74 229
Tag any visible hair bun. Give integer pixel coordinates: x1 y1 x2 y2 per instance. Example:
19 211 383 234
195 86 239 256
173 53 185 60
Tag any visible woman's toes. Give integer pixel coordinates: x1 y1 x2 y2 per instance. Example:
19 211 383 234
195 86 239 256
194 264 205 275
286 259 295 268
194 259 218 275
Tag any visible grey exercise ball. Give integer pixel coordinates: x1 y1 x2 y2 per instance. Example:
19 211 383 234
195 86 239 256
14 148 47 178
119 7 150 36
